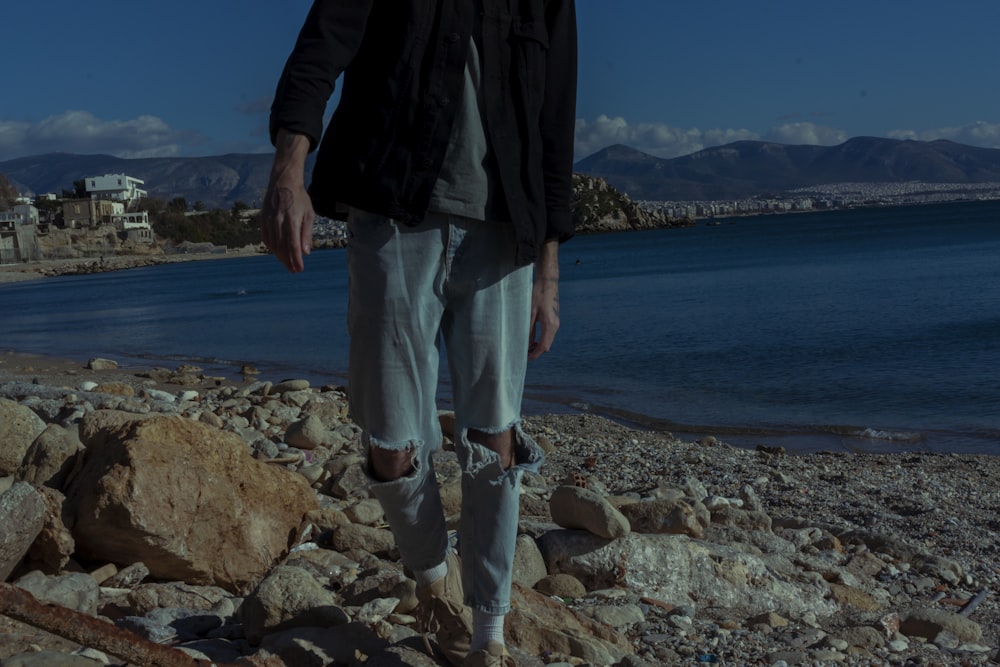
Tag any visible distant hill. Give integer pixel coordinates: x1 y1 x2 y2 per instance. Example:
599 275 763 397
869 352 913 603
574 137 1000 201
0 152 317 209
5 136 1000 207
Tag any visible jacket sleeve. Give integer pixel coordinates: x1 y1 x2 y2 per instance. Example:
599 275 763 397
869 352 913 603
269 0 376 151
540 0 578 241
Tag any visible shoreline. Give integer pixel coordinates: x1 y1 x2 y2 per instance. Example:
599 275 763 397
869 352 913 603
0 246 266 285
4 347 996 459
2 346 1000 663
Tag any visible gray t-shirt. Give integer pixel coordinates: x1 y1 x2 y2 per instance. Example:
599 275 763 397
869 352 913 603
428 35 505 222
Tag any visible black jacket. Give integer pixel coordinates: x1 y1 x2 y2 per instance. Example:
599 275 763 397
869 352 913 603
269 0 577 265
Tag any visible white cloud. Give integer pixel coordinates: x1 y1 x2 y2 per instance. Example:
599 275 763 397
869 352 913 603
888 121 1000 148
0 110 208 161
574 114 758 159
764 122 848 146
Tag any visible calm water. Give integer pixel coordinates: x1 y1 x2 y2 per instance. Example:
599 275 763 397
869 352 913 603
2 200 999 454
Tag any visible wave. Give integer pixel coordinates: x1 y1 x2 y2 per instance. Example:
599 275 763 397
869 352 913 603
519 397 1000 454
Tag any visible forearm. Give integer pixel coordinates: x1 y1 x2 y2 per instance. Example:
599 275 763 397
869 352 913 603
535 238 560 281
271 129 311 184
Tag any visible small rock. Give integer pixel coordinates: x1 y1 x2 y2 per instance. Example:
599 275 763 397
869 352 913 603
87 357 118 370
549 485 631 539
535 573 587 599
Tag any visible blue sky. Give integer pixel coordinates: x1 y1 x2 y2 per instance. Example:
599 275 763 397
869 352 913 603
2 0 999 163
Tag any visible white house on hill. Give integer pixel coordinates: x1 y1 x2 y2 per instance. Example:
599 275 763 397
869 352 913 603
85 174 147 207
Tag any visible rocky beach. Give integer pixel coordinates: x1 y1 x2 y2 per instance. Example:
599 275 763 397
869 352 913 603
0 351 998 667
0 248 265 285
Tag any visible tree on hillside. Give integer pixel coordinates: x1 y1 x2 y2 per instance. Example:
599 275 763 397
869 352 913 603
0 173 18 210
168 197 188 212
60 179 88 200
148 203 262 248
138 197 167 216
231 200 250 216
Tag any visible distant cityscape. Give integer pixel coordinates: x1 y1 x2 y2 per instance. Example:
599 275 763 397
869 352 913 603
641 182 1000 221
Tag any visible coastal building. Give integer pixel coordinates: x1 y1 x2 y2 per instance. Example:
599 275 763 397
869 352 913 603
122 211 154 244
0 205 41 263
61 198 114 229
60 198 154 243
85 174 147 207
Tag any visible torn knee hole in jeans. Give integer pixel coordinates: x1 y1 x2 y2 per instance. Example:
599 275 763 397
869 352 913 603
367 435 422 481
460 421 521 480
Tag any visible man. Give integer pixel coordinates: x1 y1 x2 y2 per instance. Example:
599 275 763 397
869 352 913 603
261 2 577 665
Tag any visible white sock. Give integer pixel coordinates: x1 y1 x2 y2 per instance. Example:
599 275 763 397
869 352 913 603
471 610 505 652
413 558 448 588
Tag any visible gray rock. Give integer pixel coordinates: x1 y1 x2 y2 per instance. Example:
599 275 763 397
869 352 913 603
682 476 708 501
354 596 399 623
16 424 83 490
340 566 416 614
284 415 328 450
331 523 397 559
538 531 837 618
0 482 47 580
117 582 232 616
14 571 99 615
512 534 548 588
86 357 118 370
327 462 372 500
119 606 223 642
899 607 983 643
833 625 885 650
589 603 645 628
739 484 763 512
619 498 705 538
272 379 310 394
104 562 150 589
24 486 74 573
344 498 385 526
0 398 47 476
259 623 388 665
535 573 587 599
549 485 630 539
710 506 773 531
241 565 348 642
0 652 102 666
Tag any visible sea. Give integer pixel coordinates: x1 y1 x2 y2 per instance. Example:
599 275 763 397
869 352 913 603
2 199 998 455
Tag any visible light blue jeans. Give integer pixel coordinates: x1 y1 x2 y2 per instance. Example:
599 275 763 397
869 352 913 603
346 208 544 614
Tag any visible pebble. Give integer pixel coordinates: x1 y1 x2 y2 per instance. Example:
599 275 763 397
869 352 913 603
1 369 998 667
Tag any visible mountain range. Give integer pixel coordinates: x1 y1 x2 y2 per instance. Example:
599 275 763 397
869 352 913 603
3 137 1000 206
574 137 1000 201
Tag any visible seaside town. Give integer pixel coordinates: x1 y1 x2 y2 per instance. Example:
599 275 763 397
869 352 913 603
5 169 1000 271
644 181 1000 221
0 174 155 266
0 171 348 276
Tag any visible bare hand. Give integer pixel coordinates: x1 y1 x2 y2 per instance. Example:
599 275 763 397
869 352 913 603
260 131 314 273
529 239 560 360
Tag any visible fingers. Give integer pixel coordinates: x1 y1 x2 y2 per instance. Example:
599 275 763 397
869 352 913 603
528 311 559 361
261 184 313 274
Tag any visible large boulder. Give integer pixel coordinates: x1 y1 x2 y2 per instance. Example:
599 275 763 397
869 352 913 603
538 530 838 619
16 424 83 490
0 398 47 476
64 410 318 593
507 584 632 665
0 482 47 581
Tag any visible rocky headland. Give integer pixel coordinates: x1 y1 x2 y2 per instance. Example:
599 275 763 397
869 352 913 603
571 175 691 234
0 353 998 666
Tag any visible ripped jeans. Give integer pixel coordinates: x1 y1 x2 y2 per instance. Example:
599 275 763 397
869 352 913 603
346 208 544 614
